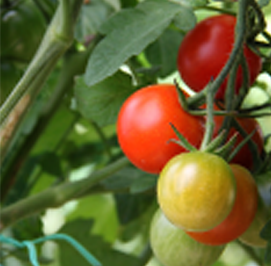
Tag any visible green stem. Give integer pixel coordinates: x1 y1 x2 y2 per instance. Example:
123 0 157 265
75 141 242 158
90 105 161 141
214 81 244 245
0 0 83 157
0 43 97 202
195 5 236 16
188 0 249 108
200 83 215 150
247 0 266 40
0 157 130 230
90 121 113 161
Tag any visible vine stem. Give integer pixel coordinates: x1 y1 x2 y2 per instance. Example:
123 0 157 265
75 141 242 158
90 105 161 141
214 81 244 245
0 39 99 202
0 0 83 158
188 0 249 109
0 157 130 230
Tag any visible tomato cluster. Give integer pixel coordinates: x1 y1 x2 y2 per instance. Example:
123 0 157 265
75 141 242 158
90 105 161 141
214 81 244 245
117 14 266 266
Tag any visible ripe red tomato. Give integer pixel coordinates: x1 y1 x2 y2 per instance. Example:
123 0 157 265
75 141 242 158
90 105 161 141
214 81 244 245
177 15 262 99
212 114 264 170
187 164 258 245
117 84 204 174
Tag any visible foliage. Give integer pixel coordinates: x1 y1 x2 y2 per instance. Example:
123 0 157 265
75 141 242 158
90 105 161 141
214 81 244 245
0 0 271 266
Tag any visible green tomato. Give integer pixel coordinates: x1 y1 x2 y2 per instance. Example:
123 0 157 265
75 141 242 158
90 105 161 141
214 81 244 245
1 0 46 62
150 209 225 266
157 151 236 231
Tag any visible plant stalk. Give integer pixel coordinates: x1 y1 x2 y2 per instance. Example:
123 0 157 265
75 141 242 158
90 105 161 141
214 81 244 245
0 157 130 230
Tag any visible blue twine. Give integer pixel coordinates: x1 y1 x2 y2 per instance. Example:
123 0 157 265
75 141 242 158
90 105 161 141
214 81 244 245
0 233 102 266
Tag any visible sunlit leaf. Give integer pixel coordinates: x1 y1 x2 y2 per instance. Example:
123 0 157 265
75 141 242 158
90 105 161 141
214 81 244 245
84 0 187 86
75 71 134 127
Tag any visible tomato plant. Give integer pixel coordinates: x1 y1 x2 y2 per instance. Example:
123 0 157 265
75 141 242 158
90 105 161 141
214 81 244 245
187 164 258 245
150 208 225 266
177 14 262 100
212 114 264 170
117 84 204 174
0 0 270 266
0 0 46 62
157 151 236 231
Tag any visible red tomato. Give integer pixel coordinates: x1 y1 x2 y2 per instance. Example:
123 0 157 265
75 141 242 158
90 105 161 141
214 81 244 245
117 84 204 174
212 114 264 170
187 164 258 245
177 15 262 100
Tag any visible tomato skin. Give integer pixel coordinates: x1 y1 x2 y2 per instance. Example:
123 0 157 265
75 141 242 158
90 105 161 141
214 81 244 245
187 164 258 246
157 151 236 231
1 0 46 62
177 15 262 100
212 115 264 170
150 209 225 266
117 84 204 174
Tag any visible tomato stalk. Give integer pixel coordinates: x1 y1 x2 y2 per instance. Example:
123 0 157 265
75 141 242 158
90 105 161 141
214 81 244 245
0 0 83 159
0 156 130 230
0 40 100 202
200 82 215 150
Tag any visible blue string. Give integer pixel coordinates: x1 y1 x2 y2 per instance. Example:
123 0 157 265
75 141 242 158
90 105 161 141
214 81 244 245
22 241 39 266
0 233 102 266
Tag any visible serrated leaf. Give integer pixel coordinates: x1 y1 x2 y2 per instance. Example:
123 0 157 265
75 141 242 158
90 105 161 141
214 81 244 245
75 71 134 127
145 28 184 78
84 0 185 86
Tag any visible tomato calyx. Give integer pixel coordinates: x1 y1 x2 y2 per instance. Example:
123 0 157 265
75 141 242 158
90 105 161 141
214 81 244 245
171 80 265 171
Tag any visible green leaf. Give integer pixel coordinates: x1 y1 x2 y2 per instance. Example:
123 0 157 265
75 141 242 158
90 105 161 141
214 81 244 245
75 0 114 42
173 7 197 32
114 193 154 225
130 174 157 194
13 215 43 241
260 219 271 240
99 8 140 35
258 0 270 7
145 28 184 78
101 166 157 193
120 0 138 8
59 219 139 266
171 0 208 8
84 0 186 86
38 152 63 177
265 242 271 263
66 195 119 243
74 71 134 127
